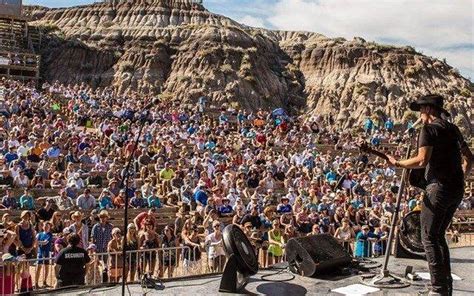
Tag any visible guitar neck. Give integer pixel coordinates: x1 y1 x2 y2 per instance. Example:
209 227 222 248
367 148 389 161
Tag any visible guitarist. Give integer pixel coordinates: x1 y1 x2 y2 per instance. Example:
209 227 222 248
386 95 472 296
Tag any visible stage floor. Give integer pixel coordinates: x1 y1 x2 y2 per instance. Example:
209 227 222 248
43 247 474 295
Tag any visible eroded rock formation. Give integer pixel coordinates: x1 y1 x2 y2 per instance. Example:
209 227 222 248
25 0 472 132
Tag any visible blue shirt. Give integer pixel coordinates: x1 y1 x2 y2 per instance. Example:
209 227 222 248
364 119 373 130
46 146 61 158
325 171 337 182
4 152 18 163
147 195 162 208
91 222 113 253
37 231 53 253
219 205 233 214
2 195 17 209
20 194 35 210
385 120 394 130
218 115 228 124
194 190 208 206
78 142 90 151
130 197 147 208
277 203 292 213
98 196 113 209
187 126 196 135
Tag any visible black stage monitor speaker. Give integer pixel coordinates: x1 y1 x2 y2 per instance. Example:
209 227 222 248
395 210 425 259
286 233 352 277
219 224 258 293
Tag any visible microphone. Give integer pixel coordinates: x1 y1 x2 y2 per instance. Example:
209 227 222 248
143 98 160 109
405 118 422 134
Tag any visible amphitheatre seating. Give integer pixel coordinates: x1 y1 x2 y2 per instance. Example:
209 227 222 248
452 210 474 232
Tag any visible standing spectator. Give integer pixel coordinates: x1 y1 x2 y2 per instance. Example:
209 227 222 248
334 218 355 253
182 225 201 272
49 211 64 234
124 223 139 282
55 233 91 287
85 244 103 285
205 220 225 272
139 220 160 276
159 225 178 278
69 211 89 249
354 225 377 258
35 221 54 289
16 211 37 259
107 228 124 283
91 210 113 254
267 219 284 266
134 208 157 231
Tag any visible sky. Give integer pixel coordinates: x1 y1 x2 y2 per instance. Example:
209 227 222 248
23 0 473 80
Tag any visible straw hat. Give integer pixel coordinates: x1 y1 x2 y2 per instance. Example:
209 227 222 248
99 210 110 218
71 211 83 219
20 210 30 219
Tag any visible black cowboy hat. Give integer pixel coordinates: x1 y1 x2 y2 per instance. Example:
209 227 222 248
409 94 450 117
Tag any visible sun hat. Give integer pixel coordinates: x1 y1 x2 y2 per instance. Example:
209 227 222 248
20 210 30 219
99 210 110 218
71 211 83 219
409 94 450 117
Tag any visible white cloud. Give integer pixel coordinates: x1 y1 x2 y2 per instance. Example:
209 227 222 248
238 15 266 28
266 0 473 79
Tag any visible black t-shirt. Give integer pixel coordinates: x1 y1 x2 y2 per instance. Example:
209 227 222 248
55 245 91 282
37 207 55 221
241 214 262 229
418 118 467 188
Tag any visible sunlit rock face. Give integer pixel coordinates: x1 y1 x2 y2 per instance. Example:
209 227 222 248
25 0 472 132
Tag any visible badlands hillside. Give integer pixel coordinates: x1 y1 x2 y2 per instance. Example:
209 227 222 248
26 0 472 132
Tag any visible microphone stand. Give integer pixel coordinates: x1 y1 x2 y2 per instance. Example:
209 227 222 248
119 109 150 296
364 132 414 288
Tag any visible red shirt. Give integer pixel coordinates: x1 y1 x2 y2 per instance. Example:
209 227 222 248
135 212 156 230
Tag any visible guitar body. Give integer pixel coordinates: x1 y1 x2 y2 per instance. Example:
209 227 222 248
408 168 427 190
358 142 428 190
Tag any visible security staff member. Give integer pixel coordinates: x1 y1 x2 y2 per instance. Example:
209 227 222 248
55 233 91 287
387 95 472 295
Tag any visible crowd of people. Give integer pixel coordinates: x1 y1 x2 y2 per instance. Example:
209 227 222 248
0 77 471 293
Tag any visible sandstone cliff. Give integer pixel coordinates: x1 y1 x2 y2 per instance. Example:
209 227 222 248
26 0 472 132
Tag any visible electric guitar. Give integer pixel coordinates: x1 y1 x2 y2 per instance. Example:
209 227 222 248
357 143 427 190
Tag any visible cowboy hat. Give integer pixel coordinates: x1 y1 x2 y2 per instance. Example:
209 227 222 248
98 210 110 218
71 211 83 219
409 94 450 117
